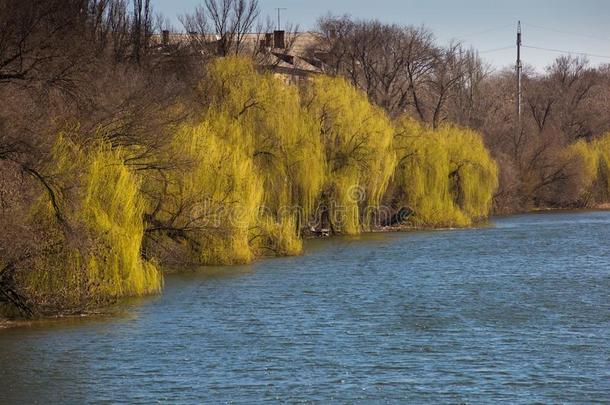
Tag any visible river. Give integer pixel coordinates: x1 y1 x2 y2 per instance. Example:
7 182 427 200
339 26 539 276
1 211 609 403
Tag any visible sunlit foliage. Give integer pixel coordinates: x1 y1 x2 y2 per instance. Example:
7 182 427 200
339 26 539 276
393 118 498 227
22 135 161 312
144 57 326 263
145 119 263 265
304 75 396 234
566 133 610 205
598 135 610 200
203 57 326 225
202 57 326 256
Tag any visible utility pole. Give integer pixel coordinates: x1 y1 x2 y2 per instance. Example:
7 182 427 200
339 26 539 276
275 8 287 31
516 20 522 132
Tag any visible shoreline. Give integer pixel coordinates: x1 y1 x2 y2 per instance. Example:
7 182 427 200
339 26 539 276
490 204 610 219
0 320 15 329
2 207 609 328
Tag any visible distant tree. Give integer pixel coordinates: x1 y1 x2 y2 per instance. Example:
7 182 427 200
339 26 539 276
313 16 486 127
131 0 153 63
181 0 259 56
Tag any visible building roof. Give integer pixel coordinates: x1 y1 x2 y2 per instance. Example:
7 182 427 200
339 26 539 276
152 31 326 75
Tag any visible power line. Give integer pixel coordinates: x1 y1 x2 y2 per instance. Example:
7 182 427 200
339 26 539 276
521 22 610 42
479 45 513 54
522 45 610 60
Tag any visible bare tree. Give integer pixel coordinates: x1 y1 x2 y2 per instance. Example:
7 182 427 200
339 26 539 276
131 0 153 63
448 48 492 128
313 17 465 122
425 42 471 128
181 0 259 57
0 0 89 87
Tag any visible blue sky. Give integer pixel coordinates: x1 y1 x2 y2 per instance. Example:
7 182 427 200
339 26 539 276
154 0 610 71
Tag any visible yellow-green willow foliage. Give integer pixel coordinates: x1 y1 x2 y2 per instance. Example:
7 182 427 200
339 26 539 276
158 119 263 265
393 119 498 227
566 133 610 204
203 57 325 223
24 135 161 311
598 135 610 198
304 76 396 234
145 57 326 264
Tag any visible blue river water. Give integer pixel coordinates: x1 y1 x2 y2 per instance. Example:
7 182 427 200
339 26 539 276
0 210 609 403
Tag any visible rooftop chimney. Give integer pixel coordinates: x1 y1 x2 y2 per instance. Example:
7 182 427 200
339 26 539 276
274 30 285 49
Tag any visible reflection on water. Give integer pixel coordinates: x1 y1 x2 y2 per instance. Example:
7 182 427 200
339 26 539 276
1 211 609 403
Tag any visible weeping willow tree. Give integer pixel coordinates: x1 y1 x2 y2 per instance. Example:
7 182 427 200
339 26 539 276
393 118 498 227
203 57 325 236
21 134 162 313
203 56 326 257
565 133 610 205
598 135 610 201
304 75 396 234
144 56 326 264
143 118 263 265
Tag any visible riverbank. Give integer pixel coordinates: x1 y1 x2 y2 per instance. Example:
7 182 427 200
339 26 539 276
2 207 609 326
0 320 15 329
0 308 125 329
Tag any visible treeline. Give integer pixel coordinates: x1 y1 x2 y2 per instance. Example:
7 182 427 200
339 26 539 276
0 1 607 318
312 16 610 212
